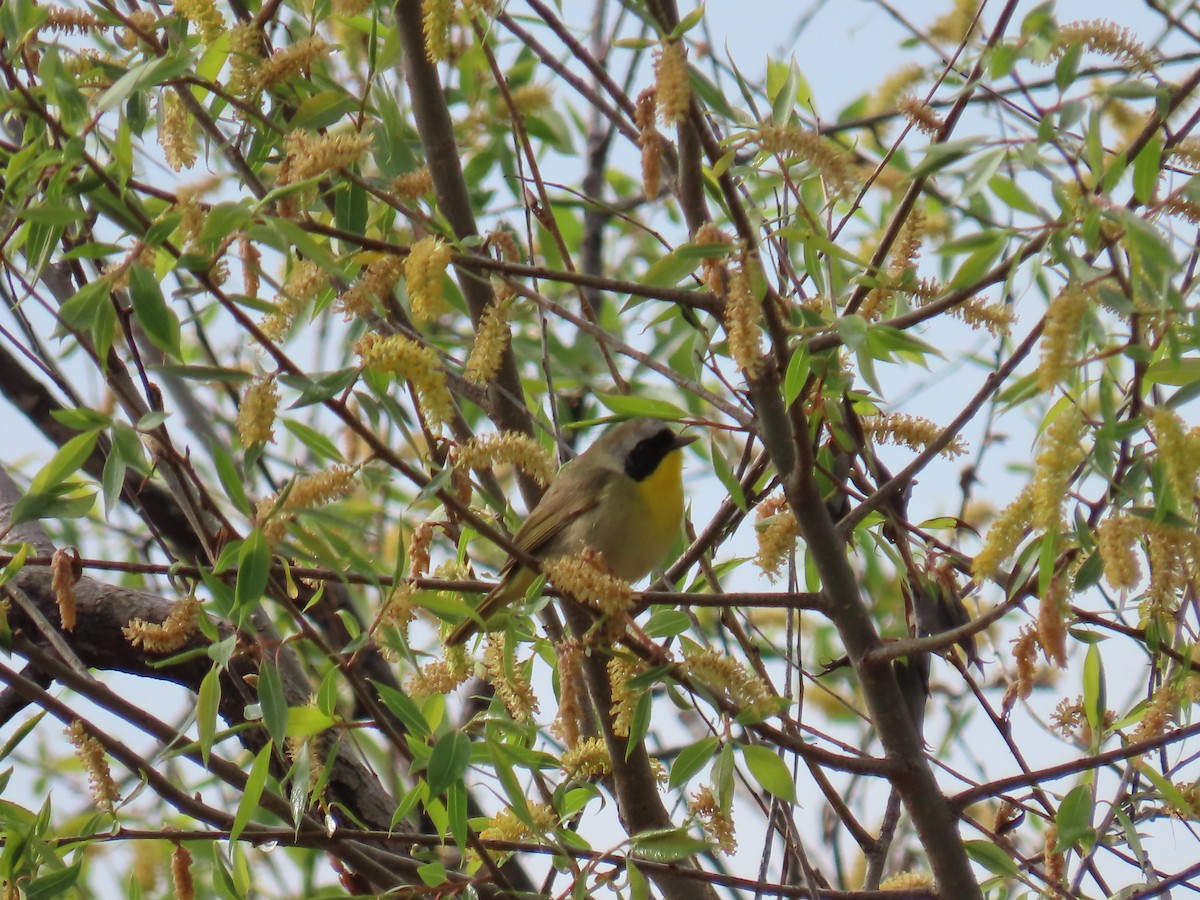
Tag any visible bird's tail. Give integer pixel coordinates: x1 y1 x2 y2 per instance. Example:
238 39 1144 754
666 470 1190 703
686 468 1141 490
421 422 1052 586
444 566 538 646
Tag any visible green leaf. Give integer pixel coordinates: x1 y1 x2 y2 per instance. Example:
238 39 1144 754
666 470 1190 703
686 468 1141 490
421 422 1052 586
29 431 98 495
372 680 432 739
783 345 810 406
989 174 1040 215
25 862 82 900
629 826 712 862
907 138 978 181
710 439 747 512
595 394 689 421
668 737 719 791
230 740 273 842
1056 783 1095 850
669 3 705 39
947 231 1010 290
835 314 868 351
257 661 287 748
426 730 472 797
285 706 335 739
740 743 796 802
1133 133 1163 205
100 450 125 519
281 419 344 462
129 265 182 358
1082 643 1107 743
197 666 220 765
964 839 1018 877
10 486 97 526
235 530 271 612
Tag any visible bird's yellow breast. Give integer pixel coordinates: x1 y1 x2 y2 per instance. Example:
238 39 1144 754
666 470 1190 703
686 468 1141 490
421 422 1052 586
632 447 685 534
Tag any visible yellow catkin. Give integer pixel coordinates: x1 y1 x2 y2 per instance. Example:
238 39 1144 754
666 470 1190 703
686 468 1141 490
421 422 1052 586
542 549 635 620
336 255 404 319
483 633 539 723
50 547 79 632
1011 624 1039 701
898 96 943 136
241 235 260 298
405 236 452 321
479 803 556 844
406 643 470 697
39 6 106 34
693 223 732 294
951 295 1015 336
334 0 372 14
392 166 434 201
755 494 800 582
1044 823 1065 887
654 40 690 124
257 465 358 540
1051 20 1156 72
263 259 325 340
509 84 552 115
868 63 925 116
464 295 513 385
354 333 454 426
755 122 859 200
1031 410 1083 532
160 92 197 172
283 129 372 182
560 736 611 778
879 870 935 891
635 87 664 200
608 656 640 738
227 23 262 97
119 11 157 49
171 845 195 900
927 0 979 45
860 412 968 458
379 582 417 638
726 254 763 377
1038 574 1070 669
683 648 774 715
1037 286 1091 391
236 375 278 447
408 520 435 580
552 639 583 748
1098 513 1142 590
973 485 1034 582
175 0 225 43
1131 683 1178 745
458 432 556 487
1141 522 1200 621
1152 407 1198 506
255 36 332 90
689 784 736 854
65 721 120 813
421 0 453 62
123 596 201 654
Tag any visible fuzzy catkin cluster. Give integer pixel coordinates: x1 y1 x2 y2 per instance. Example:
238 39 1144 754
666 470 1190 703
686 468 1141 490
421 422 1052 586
483 633 540 723
354 333 454 426
457 432 557 487
65 721 120 814
237 375 278 447
542 549 635 619
405 236 452 321
124 596 201 654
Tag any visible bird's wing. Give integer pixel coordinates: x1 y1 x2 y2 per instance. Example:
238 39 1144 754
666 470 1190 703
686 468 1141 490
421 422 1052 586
509 461 608 558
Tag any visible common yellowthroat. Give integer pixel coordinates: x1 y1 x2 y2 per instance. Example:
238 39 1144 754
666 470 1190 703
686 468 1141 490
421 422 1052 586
445 418 696 645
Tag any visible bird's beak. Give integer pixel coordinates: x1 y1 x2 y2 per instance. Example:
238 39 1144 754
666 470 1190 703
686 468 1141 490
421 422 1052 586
673 432 699 451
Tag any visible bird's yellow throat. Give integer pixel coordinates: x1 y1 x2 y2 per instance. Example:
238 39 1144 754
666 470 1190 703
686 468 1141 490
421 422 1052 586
633 448 685 531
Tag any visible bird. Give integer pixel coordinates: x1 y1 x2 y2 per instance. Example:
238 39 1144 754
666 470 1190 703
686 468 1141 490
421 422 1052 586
445 418 696 645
